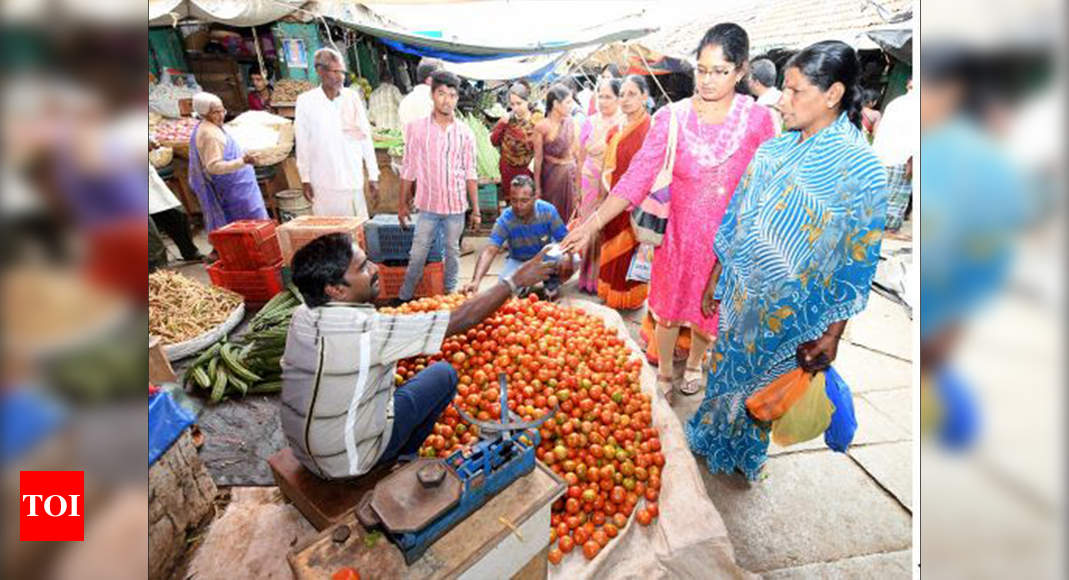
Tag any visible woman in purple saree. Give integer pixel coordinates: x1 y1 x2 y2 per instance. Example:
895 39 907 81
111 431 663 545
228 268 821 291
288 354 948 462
187 92 267 232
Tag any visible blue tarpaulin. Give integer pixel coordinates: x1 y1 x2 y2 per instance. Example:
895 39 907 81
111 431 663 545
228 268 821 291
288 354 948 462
149 391 196 466
1 389 66 466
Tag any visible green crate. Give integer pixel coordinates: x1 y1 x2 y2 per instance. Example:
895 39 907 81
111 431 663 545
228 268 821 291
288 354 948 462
477 183 499 211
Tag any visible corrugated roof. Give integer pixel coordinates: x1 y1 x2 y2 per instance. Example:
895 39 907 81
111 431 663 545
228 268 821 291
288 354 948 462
645 0 912 58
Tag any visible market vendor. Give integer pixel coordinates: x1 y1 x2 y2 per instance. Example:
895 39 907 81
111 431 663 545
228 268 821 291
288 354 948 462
187 92 268 233
281 232 553 480
246 67 274 112
461 175 575 300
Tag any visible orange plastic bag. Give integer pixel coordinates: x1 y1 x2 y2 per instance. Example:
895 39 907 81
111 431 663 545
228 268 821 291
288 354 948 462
771 372 835 447
745 368 812 422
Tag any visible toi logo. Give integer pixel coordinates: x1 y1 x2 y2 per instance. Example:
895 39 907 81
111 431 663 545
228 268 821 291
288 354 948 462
20 471 84 541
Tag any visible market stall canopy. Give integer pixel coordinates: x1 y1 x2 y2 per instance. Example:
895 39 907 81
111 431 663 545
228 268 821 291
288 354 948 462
441 52 568 82
323 1 657 61
149 0 307 27
865 17 913 63
568 42 692 76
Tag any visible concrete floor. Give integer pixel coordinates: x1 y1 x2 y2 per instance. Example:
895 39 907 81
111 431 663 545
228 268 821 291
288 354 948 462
161 226 916 578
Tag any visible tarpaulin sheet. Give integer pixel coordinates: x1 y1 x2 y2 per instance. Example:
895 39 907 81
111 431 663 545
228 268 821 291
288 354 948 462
149 0 304 27
553 300 756 579
149 391 196 466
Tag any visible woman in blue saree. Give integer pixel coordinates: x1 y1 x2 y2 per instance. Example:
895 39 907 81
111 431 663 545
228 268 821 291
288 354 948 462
688 41 889 480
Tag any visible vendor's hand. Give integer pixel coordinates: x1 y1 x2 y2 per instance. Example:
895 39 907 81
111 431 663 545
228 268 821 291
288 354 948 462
701 282 720 319
796 331 841 373
468 211 482 230
398 204 411 229
302 183 315 202
513 247 554 288
557 255 576 282
242 152 257 165
461 280 480 295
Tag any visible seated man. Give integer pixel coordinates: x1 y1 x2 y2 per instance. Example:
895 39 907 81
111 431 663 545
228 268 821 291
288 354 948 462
281 232 552 480
462 175 576 299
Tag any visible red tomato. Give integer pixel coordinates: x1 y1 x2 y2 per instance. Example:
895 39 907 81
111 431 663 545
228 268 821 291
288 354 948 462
548 547 563 565
332 568 360 580
558 535 575 553
582 540 601 560
636 508 652 526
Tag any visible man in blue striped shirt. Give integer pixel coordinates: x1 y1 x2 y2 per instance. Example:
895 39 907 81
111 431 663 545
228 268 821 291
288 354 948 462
463 175 575 299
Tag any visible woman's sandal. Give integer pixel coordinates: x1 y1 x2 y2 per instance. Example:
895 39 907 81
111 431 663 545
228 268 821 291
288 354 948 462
680 366 705 396
657 375 675 405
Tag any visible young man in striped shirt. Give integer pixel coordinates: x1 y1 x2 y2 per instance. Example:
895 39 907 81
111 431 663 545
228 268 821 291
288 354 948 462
281 233 552 480
462 175 576 300
397 70 479 303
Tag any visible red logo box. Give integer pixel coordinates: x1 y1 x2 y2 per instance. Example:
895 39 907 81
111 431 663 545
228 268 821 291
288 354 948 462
20 471 84 541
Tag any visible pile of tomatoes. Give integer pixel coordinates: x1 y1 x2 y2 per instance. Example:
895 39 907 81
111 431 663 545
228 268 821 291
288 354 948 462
385 294 664 566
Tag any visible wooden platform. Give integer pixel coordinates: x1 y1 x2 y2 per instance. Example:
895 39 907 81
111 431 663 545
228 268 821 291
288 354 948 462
268 447 393 531
288 462 564 580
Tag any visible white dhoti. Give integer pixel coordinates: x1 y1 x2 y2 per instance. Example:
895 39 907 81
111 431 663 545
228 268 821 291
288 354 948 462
311 187 369 221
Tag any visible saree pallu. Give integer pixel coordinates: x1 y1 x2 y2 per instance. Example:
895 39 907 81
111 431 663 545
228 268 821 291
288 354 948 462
596 114 650 309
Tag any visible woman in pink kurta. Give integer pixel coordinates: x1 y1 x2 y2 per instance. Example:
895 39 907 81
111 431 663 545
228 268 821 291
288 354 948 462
562 23 775 402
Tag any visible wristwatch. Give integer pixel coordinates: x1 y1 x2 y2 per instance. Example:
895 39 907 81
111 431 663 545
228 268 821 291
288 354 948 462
501 274 519 295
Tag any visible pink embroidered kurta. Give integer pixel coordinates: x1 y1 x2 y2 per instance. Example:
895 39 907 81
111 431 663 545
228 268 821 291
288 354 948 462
611 95 775 336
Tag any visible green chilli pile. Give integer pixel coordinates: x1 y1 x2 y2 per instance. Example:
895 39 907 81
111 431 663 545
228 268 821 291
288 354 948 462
184 286 302 402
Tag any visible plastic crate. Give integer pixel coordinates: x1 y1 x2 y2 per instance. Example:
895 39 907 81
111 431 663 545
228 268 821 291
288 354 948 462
364 213 443 263
374 261 444 301
478 183 499 211
277 216 366 266
208 220 283 270
207 260 284 303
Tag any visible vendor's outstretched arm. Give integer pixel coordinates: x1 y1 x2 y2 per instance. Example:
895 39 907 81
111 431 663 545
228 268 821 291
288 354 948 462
446 247 552 336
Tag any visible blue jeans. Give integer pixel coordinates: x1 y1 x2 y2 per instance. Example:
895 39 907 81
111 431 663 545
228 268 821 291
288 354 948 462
377 361 458 464
400 211 464 300
500 256 559 291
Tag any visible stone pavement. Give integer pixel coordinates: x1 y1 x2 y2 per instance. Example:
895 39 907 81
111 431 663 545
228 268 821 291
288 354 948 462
163 228 915 578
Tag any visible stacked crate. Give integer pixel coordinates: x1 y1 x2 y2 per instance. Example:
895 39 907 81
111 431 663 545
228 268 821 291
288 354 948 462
277 216 367 265
363 213 445 301
206 220 284 304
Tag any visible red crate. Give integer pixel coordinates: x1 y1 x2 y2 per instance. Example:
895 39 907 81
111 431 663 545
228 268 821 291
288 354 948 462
208 220 283 270
207 260 284 303
277 216 366 266
374 261 444 302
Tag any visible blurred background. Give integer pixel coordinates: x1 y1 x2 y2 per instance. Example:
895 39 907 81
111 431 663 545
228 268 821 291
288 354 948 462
920 0 1065 578
1 2 149 579
0 0 1065 578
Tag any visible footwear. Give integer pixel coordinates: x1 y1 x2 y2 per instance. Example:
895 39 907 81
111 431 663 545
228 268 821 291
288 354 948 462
680 366 704 396
545 287 560 302
657 375 675 405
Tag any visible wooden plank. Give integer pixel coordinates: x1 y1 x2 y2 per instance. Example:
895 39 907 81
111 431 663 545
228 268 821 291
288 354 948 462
269 447 390 532
511 545 549 580
289 462 564 579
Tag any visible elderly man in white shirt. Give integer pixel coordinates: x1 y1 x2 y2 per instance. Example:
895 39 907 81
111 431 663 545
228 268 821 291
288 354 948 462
295 47 379 220
748 58 783 135
397 58 442 131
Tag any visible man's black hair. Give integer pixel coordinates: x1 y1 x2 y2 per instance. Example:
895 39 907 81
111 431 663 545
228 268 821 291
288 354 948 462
430 69 461 93
291 233 354 307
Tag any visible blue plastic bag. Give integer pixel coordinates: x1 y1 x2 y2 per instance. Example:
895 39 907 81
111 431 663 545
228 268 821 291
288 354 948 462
823 366 857 452
149 391 196 466
935 366 980 450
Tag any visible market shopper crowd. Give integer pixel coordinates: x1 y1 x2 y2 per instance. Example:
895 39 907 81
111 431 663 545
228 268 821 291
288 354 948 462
218 22 909 482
